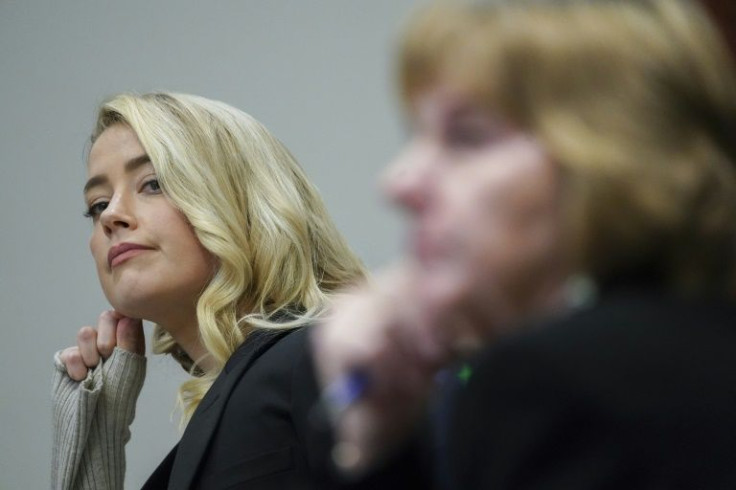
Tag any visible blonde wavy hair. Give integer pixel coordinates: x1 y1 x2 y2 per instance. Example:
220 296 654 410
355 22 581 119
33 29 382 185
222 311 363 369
400 0 736 295
91 92 366 422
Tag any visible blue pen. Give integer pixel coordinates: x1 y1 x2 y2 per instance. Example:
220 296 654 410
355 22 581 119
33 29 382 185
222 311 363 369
321 369 371 419
317 369 373 474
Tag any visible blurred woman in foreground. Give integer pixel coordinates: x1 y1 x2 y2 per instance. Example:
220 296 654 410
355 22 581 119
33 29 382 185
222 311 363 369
311 0 736 487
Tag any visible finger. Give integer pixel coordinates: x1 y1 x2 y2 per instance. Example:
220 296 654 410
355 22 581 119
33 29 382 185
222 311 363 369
116 316 145 355
333 405 374 476
96 310 118 359
76 326 100 368
60 346 89 381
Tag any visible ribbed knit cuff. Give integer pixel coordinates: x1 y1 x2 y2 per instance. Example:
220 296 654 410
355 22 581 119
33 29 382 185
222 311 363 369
51 347 146 490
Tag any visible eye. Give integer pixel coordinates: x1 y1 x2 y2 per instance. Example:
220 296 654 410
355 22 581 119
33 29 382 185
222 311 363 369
141 178 162 193
445 124 494 148
83 201 109 219
442 110 509 150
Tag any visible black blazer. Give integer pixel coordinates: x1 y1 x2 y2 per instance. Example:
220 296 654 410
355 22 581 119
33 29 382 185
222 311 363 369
142 327 334 489
446 288 736 489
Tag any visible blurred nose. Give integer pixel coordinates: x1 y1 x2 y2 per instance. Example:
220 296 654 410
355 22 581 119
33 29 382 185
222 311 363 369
100 194 137 236
381 139 438 214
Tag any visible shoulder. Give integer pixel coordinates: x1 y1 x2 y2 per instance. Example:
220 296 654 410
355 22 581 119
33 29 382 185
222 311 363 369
449 293 736 488
240 325 311 373
487 289 735 363
224 326 315 401
462 288 736 411
191 326 325 487
260 325 311 358
209 326 316 437
224 326 310 371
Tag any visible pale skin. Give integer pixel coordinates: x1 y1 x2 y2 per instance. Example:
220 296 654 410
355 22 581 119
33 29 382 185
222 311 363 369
60 124 216 380
310 85 569 473
60 311 144 381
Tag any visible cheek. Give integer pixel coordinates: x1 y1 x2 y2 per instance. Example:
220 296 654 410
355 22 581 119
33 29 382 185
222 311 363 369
442 181 558 287
186 239 216 276
166 219 216 281
441 178 503 255
88 228 107 268
88 230 117 302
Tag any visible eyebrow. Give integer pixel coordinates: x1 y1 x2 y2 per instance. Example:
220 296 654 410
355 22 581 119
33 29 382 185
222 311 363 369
83 154 152 194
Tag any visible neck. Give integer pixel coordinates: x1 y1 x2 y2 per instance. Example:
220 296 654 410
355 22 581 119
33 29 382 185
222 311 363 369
155 307 218 374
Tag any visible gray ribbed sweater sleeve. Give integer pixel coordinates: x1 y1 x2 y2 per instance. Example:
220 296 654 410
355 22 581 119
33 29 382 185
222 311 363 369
51 347 146 490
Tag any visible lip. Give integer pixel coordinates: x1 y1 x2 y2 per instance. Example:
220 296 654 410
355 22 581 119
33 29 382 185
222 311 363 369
411 228 437 265
108 242 154 268
410 223 454 267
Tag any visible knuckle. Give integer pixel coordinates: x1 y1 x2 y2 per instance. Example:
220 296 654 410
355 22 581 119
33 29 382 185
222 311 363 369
59 347 77 364
77 326 96 342
61 347 89 380
99 310 117 324
98 339 115 355
66 348 82 364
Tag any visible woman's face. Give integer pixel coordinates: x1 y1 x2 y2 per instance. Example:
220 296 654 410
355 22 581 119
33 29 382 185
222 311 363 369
383 85 566 334
85 124 215 324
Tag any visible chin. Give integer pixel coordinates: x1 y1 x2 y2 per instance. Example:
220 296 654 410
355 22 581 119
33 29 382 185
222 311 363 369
103 290 155 321
108 302 145 320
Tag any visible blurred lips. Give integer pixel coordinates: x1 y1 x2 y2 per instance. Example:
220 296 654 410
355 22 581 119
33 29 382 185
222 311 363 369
411 227 442 266
108 242 154 268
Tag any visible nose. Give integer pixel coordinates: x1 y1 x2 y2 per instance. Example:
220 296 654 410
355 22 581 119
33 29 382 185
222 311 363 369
381 139 437 213
100 194 137 235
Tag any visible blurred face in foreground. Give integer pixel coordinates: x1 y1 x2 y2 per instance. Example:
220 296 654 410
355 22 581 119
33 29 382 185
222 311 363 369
383 85 567 336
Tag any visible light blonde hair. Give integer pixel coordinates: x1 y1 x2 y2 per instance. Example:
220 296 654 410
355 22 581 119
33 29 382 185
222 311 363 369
400 0 736 295
91 92 366 422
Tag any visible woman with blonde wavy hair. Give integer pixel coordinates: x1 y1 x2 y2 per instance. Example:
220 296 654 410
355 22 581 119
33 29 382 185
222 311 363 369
51 92 365 489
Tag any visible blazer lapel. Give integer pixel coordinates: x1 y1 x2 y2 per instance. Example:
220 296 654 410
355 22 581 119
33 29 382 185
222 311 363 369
167 329 294 489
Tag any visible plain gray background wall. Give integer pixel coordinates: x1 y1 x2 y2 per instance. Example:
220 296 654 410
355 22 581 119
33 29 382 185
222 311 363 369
0 1 423 487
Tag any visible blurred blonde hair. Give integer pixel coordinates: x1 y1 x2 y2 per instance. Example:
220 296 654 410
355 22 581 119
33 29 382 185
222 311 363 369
92 92 366 422
400 0 736 295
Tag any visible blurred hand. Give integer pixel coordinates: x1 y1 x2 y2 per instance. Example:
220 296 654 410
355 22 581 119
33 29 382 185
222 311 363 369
310 263 482 476
59 310 145 381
